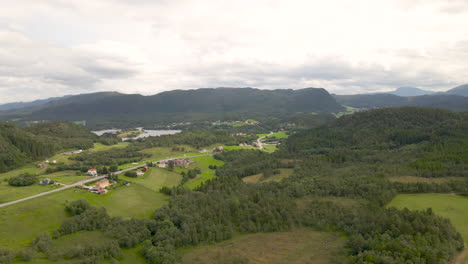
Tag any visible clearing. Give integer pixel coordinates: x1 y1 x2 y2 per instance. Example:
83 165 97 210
243 168 294 184
388 193 468 264
181 228 344 264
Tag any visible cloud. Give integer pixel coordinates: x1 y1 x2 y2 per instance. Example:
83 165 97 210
0 0 467 103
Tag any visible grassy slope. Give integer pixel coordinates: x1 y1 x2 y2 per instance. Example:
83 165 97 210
183 156 224 190
388 194 468 241
123 167 181 192
243 168 294 184
181 228 344 264
0 183 170 249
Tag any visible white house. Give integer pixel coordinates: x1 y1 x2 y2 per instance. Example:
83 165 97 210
87 168 98 177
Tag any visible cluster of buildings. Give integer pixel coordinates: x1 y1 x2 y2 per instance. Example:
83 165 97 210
157 158 192 168
36 159 57 168
82 178 111 195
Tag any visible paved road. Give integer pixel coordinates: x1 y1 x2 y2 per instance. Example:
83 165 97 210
256 132 273 149
0 154 211 209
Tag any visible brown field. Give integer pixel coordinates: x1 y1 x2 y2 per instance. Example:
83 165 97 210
242 168 294 184
181 228 345 264
388 176 465 184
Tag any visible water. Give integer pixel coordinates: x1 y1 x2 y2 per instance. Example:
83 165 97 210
91 128 181 141
91 129 121 136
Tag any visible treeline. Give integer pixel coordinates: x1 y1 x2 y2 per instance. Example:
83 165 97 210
283 107 468 177
0 121 119 173
70 147 150 166
302 201 463 263
214 150 291 178
134 130 251 149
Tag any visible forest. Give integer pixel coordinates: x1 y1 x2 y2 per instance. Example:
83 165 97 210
0 107 467 264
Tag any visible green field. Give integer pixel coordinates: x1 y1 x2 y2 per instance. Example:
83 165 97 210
257 132 289 139
181 228 344 264
0 181 170 249
243 168 294 184
388 194 468 240
184 156 224 189
88 142 129 152
123 167 181 192
0 182 56 204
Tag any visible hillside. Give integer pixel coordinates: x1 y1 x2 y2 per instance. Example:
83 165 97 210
334 93 468 111
446 84 468 97
0 88 345 127
0 122 98 172
390 87 434 96
0 95 72 111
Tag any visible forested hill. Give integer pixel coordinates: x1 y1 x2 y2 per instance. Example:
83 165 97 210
0 88 344 123
334 93 468 111
3 88 344 120
0 122 98 172
283 107 467 176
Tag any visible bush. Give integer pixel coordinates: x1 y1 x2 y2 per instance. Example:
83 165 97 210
31 233 53 253
124 171 137 178
0 248 15 264
8 173 37 186
17 248 35 262
65 199 91 216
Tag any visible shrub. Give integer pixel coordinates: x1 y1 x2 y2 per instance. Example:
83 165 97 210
8 173 37 186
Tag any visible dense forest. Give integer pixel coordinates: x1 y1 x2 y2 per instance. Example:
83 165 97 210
0 122 113 172
0 88 345 129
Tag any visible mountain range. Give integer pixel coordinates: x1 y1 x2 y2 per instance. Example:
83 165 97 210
0 85 467 128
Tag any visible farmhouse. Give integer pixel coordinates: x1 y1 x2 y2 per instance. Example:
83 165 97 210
39 178 53 185
36 163 45 168
157 160 167 168
213 146 224 153
87 168 98 177
136 169 144 176
95 179 110 188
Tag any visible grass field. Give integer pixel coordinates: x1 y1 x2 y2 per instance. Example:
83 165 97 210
123 167 181 192
388 194 468 241
388 176 465 184
0 165 46 181
257 132 289 139
243 168 294 184
224 145 257 151
88 142 129 152
0 182 56 204
181 228 344 264
0 181 170 249
184 156 224 189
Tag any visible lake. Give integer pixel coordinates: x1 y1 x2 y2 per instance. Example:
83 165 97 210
91 128 181 141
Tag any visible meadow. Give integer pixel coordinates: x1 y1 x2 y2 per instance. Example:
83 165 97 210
388 194 468 241
388 193 468 264
180 228 344 264
183 155 224 189
242 168 294 184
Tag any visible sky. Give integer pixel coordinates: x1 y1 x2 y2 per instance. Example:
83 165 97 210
0 0 467 103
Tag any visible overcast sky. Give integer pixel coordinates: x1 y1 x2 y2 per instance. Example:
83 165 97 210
0 0 467 103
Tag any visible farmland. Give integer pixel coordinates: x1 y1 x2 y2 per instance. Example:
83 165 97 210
388 193 468 240
181 228 344 264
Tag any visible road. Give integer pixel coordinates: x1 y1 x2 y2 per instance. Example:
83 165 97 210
256 132 273 150
0 154 211 209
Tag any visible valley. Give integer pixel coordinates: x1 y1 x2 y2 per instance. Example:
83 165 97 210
0 106 466 264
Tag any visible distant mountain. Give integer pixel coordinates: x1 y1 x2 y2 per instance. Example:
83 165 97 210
0 95 72 111
446 84 468 97
334 94 468 111
389 87 434 96
0 88 345 127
